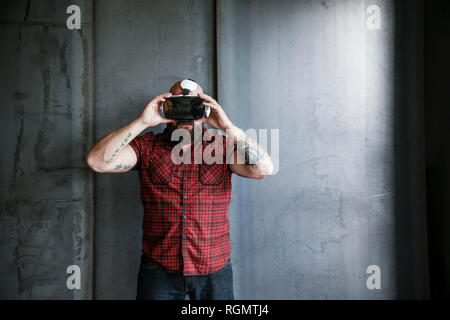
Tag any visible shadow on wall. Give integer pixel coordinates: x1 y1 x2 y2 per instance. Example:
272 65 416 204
392 0 429 299
424 0 450 300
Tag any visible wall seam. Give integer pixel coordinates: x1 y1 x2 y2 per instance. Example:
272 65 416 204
89 0 96 301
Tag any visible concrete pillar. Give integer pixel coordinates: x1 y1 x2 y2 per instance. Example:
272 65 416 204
0 0 94 299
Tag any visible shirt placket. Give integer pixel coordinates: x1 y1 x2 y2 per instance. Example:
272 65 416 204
181 135 205 275
181 163 189 274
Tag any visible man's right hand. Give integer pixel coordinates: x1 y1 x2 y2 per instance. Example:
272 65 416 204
138 92 175 127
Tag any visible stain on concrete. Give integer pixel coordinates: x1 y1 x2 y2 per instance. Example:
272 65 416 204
24 0 31 21
59 40 71 91
320 0 330 10
31 25 59 171
12 96 25 183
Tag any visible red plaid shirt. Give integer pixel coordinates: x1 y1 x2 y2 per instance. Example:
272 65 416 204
129 126 235 275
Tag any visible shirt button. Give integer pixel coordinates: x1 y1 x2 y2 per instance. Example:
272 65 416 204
182 235 186 239
184 195 187 199
183 177 187 181
183 215 187 219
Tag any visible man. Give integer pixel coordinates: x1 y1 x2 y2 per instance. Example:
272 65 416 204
86 79 273 300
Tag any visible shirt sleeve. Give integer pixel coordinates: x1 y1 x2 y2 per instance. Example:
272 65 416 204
129 131 155 171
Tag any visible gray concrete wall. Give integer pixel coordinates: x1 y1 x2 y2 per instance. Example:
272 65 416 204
217 0 428 299
0 0 94 299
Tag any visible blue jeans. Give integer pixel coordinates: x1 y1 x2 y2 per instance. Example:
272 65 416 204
136 254 235 300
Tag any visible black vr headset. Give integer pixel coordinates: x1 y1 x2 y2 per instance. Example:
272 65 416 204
160 79 211 120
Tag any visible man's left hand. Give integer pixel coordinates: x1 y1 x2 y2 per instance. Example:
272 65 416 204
198 93 233 131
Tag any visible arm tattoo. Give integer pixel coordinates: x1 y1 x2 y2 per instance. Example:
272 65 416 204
113 163 132 171
106 132 132 164
236 136 266 167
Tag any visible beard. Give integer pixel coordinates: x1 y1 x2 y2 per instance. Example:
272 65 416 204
167 121 202 144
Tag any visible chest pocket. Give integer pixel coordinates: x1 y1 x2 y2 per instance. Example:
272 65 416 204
148 151 173 185
199 163 225 186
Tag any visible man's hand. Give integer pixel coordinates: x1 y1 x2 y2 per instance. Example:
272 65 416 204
138 92 175 127
198 93 233 131
197 92 273 179
86 93 174 174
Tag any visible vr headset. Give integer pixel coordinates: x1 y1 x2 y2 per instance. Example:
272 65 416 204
160 79 211 120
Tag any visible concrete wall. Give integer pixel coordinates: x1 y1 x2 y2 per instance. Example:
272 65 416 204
218 0 428 299
0 0 94 299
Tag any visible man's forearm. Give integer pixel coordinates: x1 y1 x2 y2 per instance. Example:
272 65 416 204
225 124 273 173
87 118 147 170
